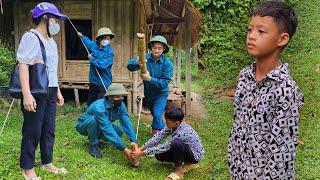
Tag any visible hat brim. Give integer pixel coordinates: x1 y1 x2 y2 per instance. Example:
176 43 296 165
96 34 115 40
55 13 67 20
147 41 169 54
33 12 67 20
104 92 128 96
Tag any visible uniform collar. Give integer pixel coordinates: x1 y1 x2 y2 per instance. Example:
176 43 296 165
147 53 165 63
248 61 290 82
104 98 113 109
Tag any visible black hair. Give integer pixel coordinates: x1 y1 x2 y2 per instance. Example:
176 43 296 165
164 107 184 122
251 1 298 39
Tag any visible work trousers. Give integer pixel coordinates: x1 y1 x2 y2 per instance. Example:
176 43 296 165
87 83 106 106
20 87 57 169
155 138 197 167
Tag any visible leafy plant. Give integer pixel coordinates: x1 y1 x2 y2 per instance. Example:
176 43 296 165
0 43 15 86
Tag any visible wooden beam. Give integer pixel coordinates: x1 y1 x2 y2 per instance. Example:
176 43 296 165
155 3 180 19
152 31 178 35
184 9 192 119
147 18 183 24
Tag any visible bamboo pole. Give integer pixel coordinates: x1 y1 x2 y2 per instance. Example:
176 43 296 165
137 33 148 74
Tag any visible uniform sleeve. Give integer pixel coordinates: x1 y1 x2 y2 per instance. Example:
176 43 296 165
90 47 114 70
119 104 137 142
263 86 303 177
126 57 140 71
149 60 173 89
17 32 42 65
143 127 171 148
145 139 172 156
80 35 95 51
95 111 126 151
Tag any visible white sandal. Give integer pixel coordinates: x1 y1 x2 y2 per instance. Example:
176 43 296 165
42 163 68 175
22 171 41 180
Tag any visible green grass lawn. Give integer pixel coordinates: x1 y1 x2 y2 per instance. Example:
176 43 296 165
0 0 319 179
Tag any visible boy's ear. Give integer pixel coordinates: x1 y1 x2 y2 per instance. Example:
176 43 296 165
278 32 290 47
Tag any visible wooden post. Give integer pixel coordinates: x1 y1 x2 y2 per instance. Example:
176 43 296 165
177 48 181 87
184 9 192 119
127 86 132 113
172 46 177 87
132 0 140 114
74 88 80 107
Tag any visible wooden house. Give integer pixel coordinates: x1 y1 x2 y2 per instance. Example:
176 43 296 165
0 0 201 116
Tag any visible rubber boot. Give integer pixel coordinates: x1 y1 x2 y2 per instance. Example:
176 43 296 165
89 144 102 158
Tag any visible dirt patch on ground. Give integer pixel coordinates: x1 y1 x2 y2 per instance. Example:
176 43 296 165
211 87 236 100
190 92 207 119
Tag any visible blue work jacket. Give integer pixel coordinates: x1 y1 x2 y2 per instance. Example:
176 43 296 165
81 35 114 88
127 53 173 98
77 98 136 151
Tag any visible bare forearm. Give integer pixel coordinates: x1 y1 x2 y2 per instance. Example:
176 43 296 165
19 64 31 96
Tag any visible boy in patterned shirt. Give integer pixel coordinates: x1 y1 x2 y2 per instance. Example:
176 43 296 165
131 107 204 180
227 1 304 179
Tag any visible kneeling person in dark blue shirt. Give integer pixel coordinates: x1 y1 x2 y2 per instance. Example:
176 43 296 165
76 83 137 161
131 107 204 180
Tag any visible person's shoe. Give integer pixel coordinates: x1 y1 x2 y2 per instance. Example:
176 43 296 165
89 144 102 158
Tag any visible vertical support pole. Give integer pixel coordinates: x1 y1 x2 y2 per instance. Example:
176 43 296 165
172 47 177 87
184 9 192 119
177 48 181 87
132 0 140 114
127 85 132 113
74 88 80 108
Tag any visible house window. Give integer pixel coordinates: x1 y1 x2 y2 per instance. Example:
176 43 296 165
65 19 92 60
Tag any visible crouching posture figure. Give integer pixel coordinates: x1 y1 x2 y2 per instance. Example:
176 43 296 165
131 107 205 180
76 83 137 161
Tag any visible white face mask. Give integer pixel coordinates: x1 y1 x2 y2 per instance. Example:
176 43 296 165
100 39 110 46
48 22 60 36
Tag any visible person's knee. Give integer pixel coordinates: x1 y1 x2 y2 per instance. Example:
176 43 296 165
171 138 184 150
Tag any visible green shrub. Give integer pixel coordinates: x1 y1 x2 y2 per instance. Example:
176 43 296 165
0 43 15 86
190 0 300 87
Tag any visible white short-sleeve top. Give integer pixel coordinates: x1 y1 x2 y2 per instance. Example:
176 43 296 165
17 29 59 87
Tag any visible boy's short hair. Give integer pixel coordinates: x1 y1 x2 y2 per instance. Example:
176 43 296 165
252 1 298 39
164 107 184 122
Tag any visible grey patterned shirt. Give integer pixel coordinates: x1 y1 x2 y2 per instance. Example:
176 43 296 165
228 62 304 179
143 122 204 161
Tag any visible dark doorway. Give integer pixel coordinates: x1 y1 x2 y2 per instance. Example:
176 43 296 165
65 19 92 60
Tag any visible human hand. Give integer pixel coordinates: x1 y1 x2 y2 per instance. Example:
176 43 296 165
56 90 64 106
123 148 132 161
23 93 36 112
77 32 82 37
130 148 144 160
140 71 151 81
31 59 44 65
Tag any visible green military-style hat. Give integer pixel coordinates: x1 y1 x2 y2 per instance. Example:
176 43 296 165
104 83 128 96
96 27 115 40
147 35 169 54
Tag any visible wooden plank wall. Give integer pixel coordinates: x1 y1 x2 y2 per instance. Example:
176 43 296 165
96 0 133 83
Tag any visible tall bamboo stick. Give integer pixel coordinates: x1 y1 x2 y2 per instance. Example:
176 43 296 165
137 33 148 74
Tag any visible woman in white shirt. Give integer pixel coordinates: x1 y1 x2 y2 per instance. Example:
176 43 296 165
17 2 67 179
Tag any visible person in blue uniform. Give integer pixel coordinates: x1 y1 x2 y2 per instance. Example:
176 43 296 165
127 35 173 135
77 27 115 106
76 83 137 161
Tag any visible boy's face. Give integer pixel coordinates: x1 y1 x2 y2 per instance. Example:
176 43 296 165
246 15 289 58
165 119 180 129
151 42 165 59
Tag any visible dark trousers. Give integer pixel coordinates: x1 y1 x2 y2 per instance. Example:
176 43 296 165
155 138 197 167
20 88 57 169
87 83 106 106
